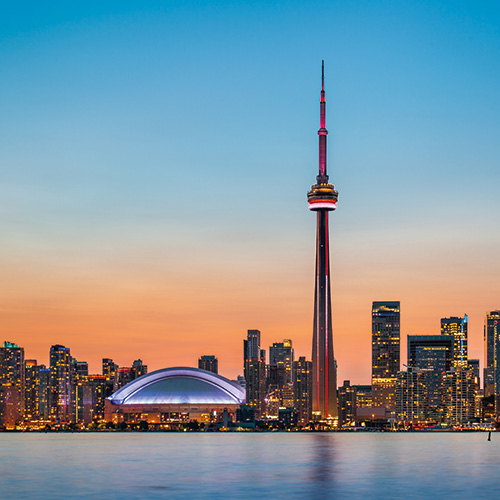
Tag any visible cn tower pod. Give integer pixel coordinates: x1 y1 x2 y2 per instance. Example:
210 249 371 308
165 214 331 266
307 180 338 211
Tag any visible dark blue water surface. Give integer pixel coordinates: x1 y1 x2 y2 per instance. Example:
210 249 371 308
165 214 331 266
0 432 498 499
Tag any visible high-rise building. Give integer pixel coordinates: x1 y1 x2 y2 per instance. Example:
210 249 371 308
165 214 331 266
243 330 261 364
244 358 266 418
372 301 400 409
49 345 72 422
25 359 40 421
396 368 427 424
441 316 468 368
443 368 475 425
484 310 500 397
102 358 118 397
38 366 50 420
132 359 148 378
407 335 454 416
338 380 357 426
198 355 218 374
293 357 312 426
269 340 294 386
88 375 107 421
0 341 25 421
307 62 338 419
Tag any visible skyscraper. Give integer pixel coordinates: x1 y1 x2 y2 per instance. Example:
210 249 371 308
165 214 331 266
307 61 338 419
407 335 454 415
25 359 40 421
49 344 72 422
441 315 468 368
243 330 261 364
198 355 218 374
484 310 500 397
372 301 400 409
269 340 294 385
0 341 25 421
293 357 313 426
243 330 266 417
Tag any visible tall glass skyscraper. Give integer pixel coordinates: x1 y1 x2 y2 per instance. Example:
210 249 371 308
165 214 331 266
372 301 400 409
441 315 468 368
484 310 500 397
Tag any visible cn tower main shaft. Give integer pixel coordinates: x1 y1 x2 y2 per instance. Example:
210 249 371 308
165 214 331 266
307 61 338 419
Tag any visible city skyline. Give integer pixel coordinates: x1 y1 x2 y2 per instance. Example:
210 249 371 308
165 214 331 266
1 1 500 384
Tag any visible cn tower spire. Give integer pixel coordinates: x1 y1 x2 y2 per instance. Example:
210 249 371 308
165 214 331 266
307 61 339 420
318 60 328 182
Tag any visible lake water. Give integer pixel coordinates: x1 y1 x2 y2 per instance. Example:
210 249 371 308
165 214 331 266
0 432 498 499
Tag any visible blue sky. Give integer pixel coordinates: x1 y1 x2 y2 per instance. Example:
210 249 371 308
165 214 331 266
1 1 499 380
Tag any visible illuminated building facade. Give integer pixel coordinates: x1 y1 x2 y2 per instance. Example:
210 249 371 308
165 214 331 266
307 62 338 419
49 344 72 422
0 341 25 420
198 355 218 374
338 380 357 426
244 358 266 418
24 359 40 421
269 340 294 385
407 335 454 417
441 315 468 368
396 368 427 424
132 359 148 378
484 310 500 397
443 368 475 425
372 301 400 409
293 357 312 426
38 366 50 420
102 358 118 397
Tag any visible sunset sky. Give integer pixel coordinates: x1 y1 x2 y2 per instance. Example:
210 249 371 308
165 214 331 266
1 1 500 384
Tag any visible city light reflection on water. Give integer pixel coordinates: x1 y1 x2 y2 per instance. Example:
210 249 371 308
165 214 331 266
0 433 499 499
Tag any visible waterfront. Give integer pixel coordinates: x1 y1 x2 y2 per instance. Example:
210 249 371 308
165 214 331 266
1 433 499 499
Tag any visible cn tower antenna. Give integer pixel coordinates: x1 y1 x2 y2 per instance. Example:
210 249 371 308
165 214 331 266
322 60 324 91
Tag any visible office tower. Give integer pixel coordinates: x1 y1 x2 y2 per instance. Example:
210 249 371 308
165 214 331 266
268 364 287 391
443 368 475 425
25 359 40 421
338 380 357 426
372 301 400 409
243 330 265 400
88 375 107 421
38 366 50 420
243 330 261 364
407 335 454 415
132 359 148 378
0 385 20 428
269 340 294 385
293 357 313 426
307 62 338 419
484 310 500 397
468 359 480 388
74 381 93 425
49 345 72 422
117 367 135 389
198 355 218 374
244 358 266 418
441 315 468 368
352 385 373 409
102 358 118 397
396 368 427 424
0 341 25 421
75 361 89 379
468 359 481 418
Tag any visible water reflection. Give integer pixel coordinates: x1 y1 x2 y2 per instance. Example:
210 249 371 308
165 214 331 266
309 434 337 498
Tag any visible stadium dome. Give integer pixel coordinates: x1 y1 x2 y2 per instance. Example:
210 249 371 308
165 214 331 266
107 367 246 406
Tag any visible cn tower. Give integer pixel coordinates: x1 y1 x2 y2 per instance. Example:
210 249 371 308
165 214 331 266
307 61 338 419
